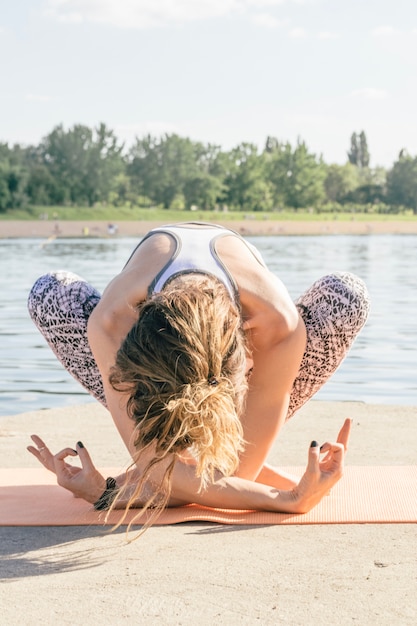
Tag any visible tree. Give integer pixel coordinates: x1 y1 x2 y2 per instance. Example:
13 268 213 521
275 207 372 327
221 143 273 211
386 153 417 213
266 139 326 209
183 174 225 210
128 134 202 208
347 133 360 166
348 131 370 168
38 123 124 206
84 123 125 205
0 165 11 211
342 165 386 204
324 163 360 203
359 131 370 168
264 136 280 154
128 135 226 210
0 143 28 211
26 164 63 205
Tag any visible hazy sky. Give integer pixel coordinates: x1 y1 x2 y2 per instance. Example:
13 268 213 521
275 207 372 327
1 0 416 166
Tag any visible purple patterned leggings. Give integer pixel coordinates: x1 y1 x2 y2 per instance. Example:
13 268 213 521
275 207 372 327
27 270 370 420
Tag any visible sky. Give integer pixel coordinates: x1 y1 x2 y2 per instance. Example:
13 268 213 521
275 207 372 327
1 0 417 167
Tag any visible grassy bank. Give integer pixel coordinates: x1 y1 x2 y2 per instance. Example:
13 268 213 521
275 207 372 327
1 206 416 223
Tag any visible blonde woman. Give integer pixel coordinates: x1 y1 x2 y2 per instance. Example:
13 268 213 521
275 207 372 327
27 222 370 521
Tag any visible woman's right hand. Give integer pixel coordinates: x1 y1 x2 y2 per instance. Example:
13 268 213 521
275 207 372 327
290 418 351 513
27 435 107 504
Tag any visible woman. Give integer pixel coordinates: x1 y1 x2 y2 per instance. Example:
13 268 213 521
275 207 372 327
27 222 370 523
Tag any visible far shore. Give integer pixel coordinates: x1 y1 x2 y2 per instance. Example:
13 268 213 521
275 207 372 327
1 218 417 239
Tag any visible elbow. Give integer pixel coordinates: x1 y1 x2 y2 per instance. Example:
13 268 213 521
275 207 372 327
88 306 115 336
279 305 301 337
267 305 304 346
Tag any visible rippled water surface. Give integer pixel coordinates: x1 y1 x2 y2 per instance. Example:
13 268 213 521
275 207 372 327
0 234 416 416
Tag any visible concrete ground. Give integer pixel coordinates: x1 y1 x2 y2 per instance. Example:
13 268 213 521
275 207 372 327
1 400 416 625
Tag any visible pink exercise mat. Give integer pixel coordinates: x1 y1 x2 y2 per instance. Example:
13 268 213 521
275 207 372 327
1 466 416 526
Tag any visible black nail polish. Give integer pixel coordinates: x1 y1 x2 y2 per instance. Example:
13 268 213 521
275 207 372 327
77 441 84 449
310 440 319 448
72 449 78 454
320 444 325 451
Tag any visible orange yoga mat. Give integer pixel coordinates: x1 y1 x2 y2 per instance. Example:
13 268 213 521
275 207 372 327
0 466 416 526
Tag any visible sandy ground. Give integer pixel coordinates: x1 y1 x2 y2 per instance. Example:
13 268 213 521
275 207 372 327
1 218 417 238
1 400 416 625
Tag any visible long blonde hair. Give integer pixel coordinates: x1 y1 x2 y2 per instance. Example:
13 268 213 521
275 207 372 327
109 274 248 529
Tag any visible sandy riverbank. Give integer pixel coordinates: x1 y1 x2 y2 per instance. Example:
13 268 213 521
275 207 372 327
1 400 416 624
1 218 417 238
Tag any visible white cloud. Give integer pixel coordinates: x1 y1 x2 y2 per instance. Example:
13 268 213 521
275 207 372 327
44 0 294 29
25 94 52 103
289 27 306 38
371 25 396 37
317 31 338 40
55 12 83 23
291 0 323 5
246 0 285 6
350 88 388 100
252 12 284 28
45 0 250 29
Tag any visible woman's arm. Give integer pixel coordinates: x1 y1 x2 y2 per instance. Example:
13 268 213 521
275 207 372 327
168 432 346 514
86 232 178 455
86 275 142 458
218 238 308 481
236 307 306 481
29 420 349 514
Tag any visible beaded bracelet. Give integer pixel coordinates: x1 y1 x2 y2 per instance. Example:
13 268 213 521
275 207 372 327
93 477 118 511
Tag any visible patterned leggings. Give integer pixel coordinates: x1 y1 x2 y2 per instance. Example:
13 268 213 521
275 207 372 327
27 270 370 420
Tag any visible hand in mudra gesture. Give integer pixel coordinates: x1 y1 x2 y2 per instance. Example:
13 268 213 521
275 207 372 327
292 418 351 513
27 434 107 504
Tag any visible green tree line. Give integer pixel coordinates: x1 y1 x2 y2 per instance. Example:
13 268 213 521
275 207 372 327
1 125 416 214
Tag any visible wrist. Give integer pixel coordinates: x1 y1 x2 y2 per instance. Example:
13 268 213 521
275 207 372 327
93 477 118 510
267 486 304 514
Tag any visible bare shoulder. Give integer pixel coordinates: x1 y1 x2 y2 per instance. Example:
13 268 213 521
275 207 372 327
95 233 176 317
215 234 274 291
87 233 176 353
216 235 298 340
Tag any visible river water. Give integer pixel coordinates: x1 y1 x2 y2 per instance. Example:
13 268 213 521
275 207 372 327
0 234 416 417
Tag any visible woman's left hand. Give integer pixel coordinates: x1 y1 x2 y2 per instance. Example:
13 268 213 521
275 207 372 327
27 435 107 504
290 418 352 513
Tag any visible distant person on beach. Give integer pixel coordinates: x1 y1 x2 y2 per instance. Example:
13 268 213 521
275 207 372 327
27 222 370 525
107 223 118 236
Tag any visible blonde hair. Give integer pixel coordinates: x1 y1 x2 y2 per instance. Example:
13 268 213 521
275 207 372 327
109 275 248 530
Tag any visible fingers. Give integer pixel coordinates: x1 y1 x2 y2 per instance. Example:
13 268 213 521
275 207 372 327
75 441 96 472
27 445 44 461
27 435 55 471
319 442 345 476
30 434 47 449
337 418 352 451
320 441 345 459
54 447 79 462
28 436 94 470
27 436 103 502
53 446 78 471
53 441 96 482
307 440 320 472
28 435 50 459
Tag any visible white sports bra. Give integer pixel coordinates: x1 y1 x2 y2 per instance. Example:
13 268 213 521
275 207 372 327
127 222 266 300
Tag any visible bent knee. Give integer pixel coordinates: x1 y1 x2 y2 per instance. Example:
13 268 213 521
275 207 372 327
27 271 87 321
296 272 370 336
329 272 370 325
